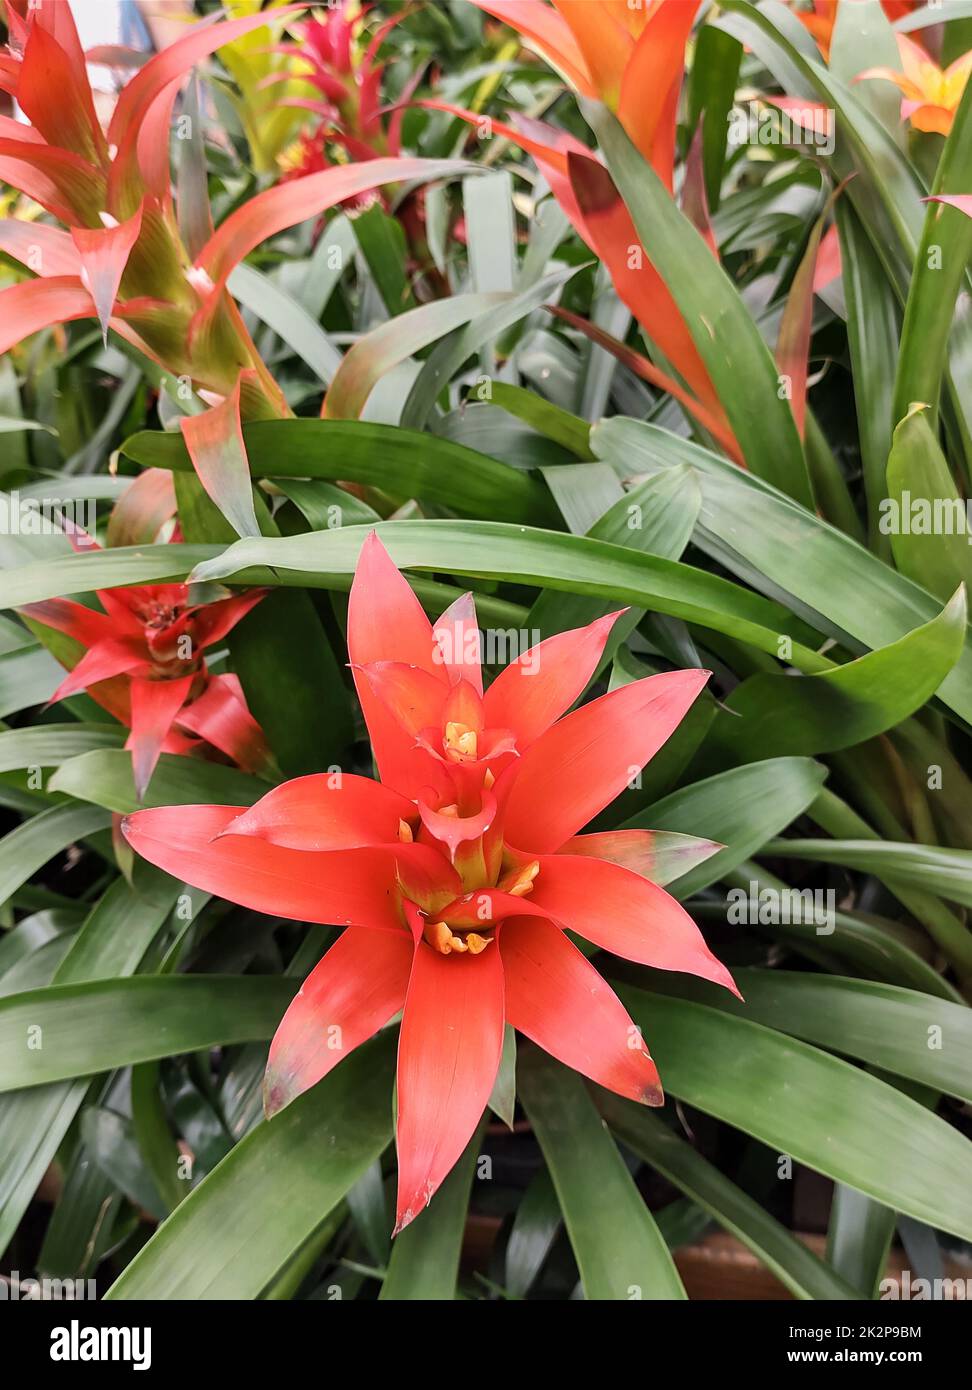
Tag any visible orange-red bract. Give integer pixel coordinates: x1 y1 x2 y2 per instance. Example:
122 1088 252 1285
472 0 696 187
123 534 739 1233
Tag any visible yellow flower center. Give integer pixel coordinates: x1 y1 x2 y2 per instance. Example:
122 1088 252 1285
419 858 540 958
423 921 493 955
443 721 478 758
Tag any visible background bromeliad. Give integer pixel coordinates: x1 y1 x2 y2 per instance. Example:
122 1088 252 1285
0 0 971 1308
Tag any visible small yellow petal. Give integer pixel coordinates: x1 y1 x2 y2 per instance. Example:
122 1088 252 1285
444 721 478 757
504 859 540 897
424 921 455 955
465 933 492 955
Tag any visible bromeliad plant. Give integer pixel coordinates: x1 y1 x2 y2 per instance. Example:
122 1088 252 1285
0 0 462 531
123 534 735 1230
3 0 972 1306
20 520 271 799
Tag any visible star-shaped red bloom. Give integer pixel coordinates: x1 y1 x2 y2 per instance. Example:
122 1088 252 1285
21 525 269 799
123 534 739 1232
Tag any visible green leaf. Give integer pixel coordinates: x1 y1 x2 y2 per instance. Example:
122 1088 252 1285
885 407 972 602
615 989 972 1242
302 213 356 320
131 1061 186 1214
228 588 352 776
827 1185 896 1300
592 418 972 724
48 748 267 813
0 936 71 996
173 465 354 777
352 202 413 316
718 0 972 473
0 803 111 909
400 265 581 430
723 861 960 1001
0 644 64 718
38 1131 127 1277
346 1160 390 1268
106 1033 395 1299
57 862 186 985
0 870 182 1256
804 406 865 545
464 171 516 293
0 543 214 609
587 105 812 507
504 1168 561 1299
542 462 623 536
324 293 506 421
708 588 966 763
829 0 902 140
122 421 558 527
766 837 972 910
892 78 972 432
686 22 742 212
626 758 828 898
379 1117 486 1301
0 539 522 644
0 907 81 976
806 790 972 975
633 969 972 1105
487 381 592 458
533 461 699 656
0 1083 89 1264
182 521 829 672
0 415 55 434
835 199 900 554
0 975 292 1091
488 1023 517 1129
597 1097 861 1300
228 262 342 385
518 1047 686 1300
273 478 380 530
81 1106 169 1222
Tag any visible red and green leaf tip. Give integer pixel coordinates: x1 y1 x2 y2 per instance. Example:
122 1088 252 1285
20 516 270 801
122 535 739 1233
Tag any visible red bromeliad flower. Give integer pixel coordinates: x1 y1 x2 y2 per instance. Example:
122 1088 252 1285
275 1 434 271
0 0 462 523
0 0 466 546
20 520 270 799
472 0 696 182
430 1 741 461
122 535 738 1232
274 2 406 169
